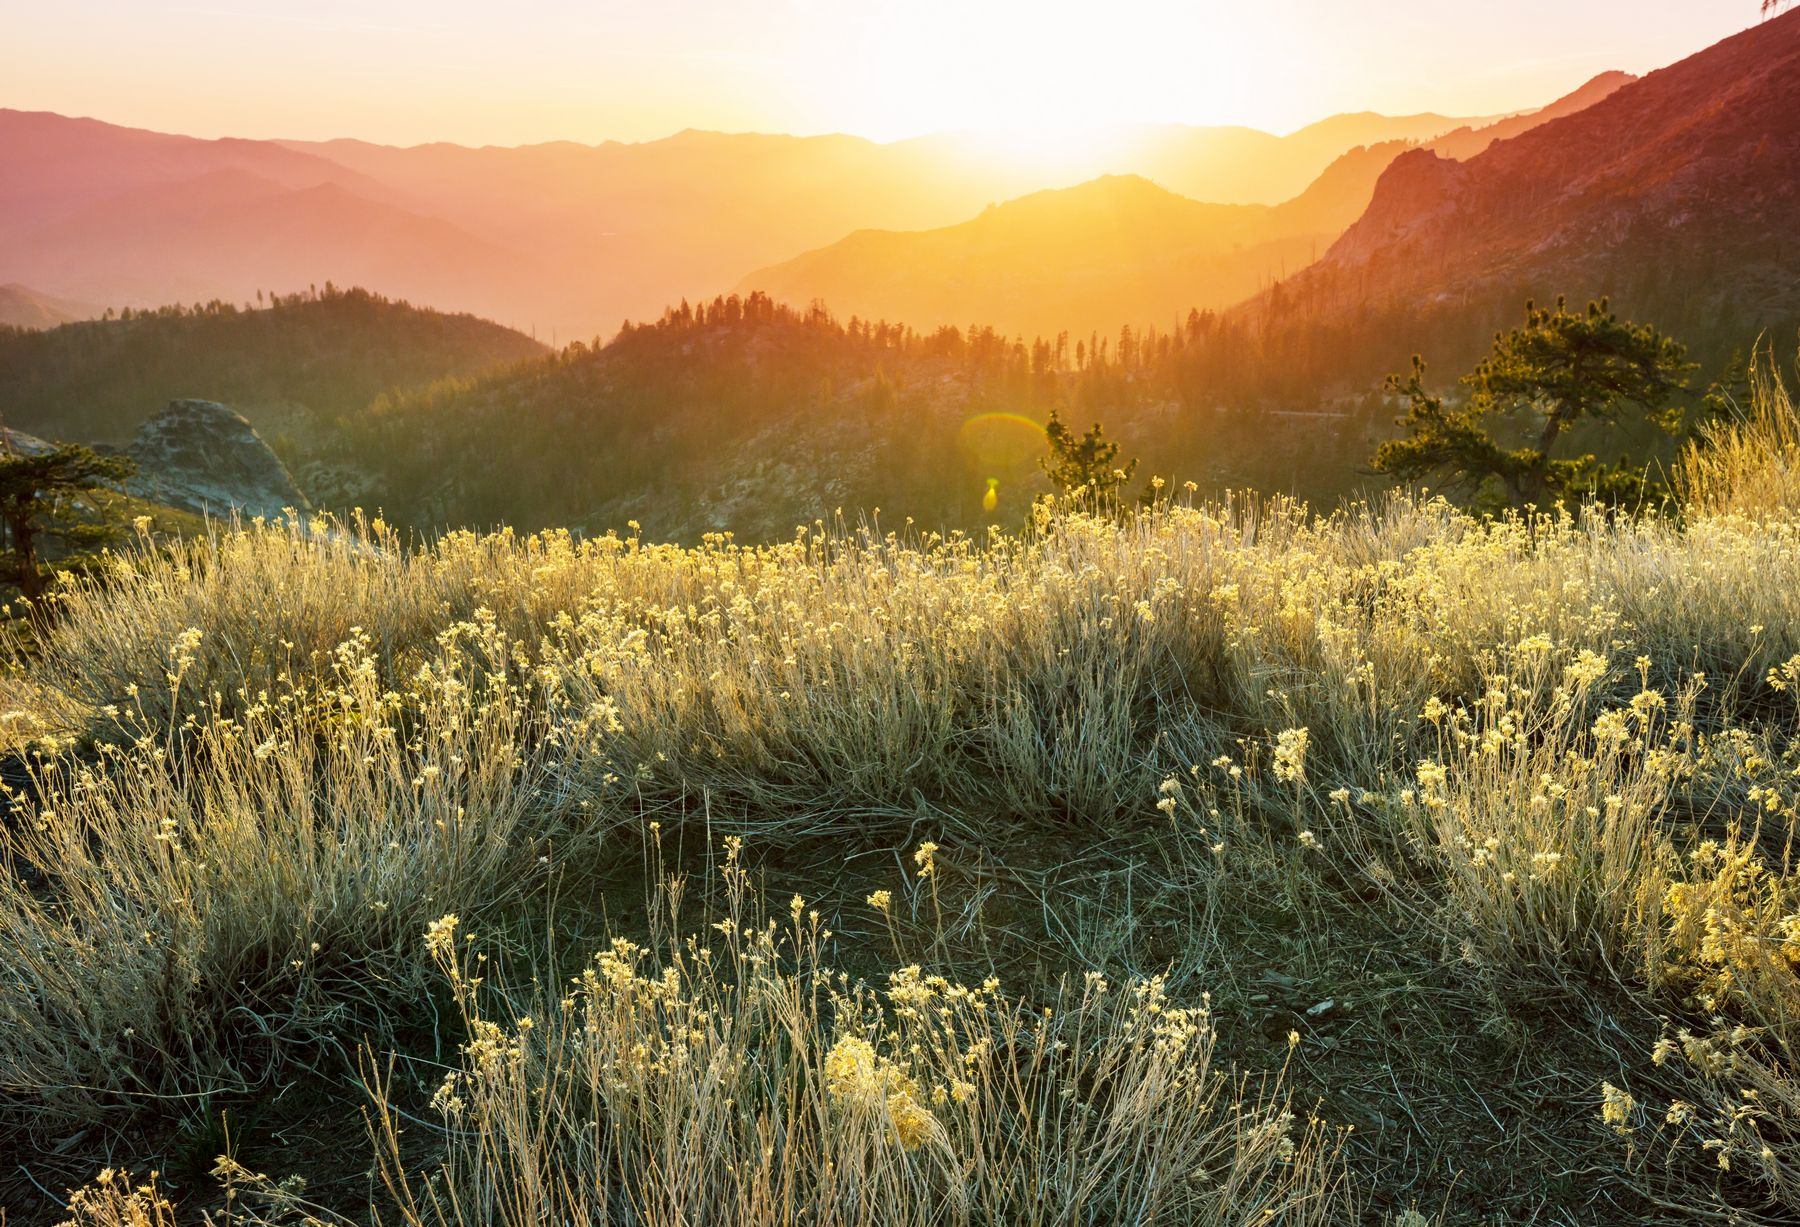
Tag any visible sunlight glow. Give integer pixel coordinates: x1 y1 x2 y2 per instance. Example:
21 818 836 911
2 0 1759 146
830 1 1270 140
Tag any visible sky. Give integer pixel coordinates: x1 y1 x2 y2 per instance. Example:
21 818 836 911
2 1 1765 147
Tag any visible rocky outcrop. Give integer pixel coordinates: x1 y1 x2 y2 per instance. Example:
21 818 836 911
0 426 54 456
1228 8 1800 371
124 399 308 521
1323 148 1470 268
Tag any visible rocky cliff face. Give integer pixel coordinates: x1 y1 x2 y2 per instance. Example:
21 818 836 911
123 399 308 521
1319 10 1800 301
1229 8 1800 377
1321 148 1470 268
0 427 54 456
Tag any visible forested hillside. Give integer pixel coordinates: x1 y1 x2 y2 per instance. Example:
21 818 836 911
341 292 1386 538
0 286 546 462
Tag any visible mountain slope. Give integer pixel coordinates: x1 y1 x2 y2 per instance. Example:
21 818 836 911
1237 10 1800 385
0 108 403 233
2 162 547 327
0 103 1510 341
0 283 100 329
734 73 1633 339
0 287 547 474
1427 72 1637 161
737 158 1395 338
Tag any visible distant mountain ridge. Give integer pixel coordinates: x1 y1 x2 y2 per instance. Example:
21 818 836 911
736 150 1397 338
735 74 1631 338
0 102 1516 340
1233 8 1800 383
1426 72 1636 161
0 283 99 329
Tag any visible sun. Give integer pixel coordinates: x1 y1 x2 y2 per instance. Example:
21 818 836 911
936 122 1142 182
826 0 1276 144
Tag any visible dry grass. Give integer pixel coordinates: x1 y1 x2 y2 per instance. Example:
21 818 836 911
1679 354 1800 519
366 841 1349 1227
9 371 1800 1223
0 613 553 1124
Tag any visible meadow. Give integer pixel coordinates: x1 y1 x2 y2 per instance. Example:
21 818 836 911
5 368 1800 1225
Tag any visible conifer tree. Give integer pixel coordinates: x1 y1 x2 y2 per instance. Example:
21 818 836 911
0 435 137 602
1372 298 1693 508
1042 409 1138 503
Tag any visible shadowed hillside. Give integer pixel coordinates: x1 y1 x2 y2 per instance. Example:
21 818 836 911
0 286 546 478
337 293 1384 539
1232 10 1800 391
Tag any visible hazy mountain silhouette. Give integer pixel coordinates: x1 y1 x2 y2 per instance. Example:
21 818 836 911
1 156 547 327
0 105 1509 340
737 146 1403 338
735 75 1626 338
0 283 100 329
0 108 402 233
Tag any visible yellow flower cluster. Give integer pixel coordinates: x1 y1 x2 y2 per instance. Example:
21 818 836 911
58 1168 177 1227
1663 838 1800 1014
824 1034 938 1151
1272 727 1310 784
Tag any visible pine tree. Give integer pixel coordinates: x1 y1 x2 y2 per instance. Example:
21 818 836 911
1372 298 1693 508
0 437 137 602
1042 409 1138 503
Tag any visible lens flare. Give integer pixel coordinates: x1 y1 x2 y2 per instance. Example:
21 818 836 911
957 412 1047 471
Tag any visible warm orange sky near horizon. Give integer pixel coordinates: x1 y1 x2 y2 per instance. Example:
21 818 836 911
3 1 1763 147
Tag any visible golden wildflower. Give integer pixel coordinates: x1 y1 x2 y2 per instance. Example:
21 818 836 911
1272 728 1309 784
425 914 461 958
913 841 939 878
1600 1082 1636 1134
887 1090 936 1150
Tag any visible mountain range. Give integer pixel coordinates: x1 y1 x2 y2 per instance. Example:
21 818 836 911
332 12 1800 537
1 103 1521 340
2 12 1796 542
0 283 99 329
736 74 1635 338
